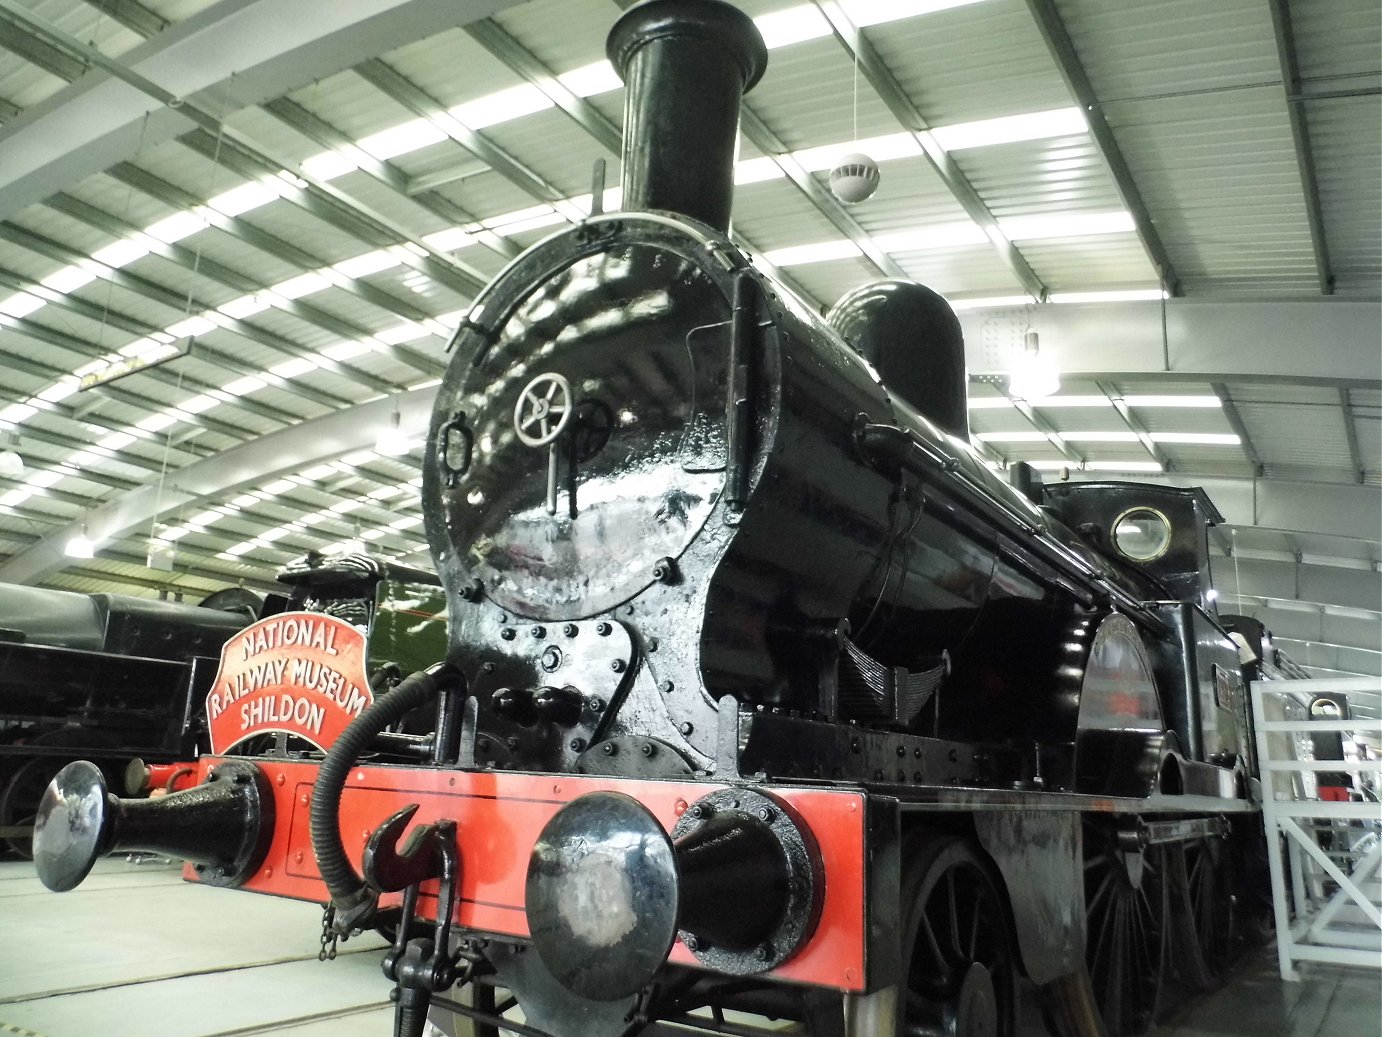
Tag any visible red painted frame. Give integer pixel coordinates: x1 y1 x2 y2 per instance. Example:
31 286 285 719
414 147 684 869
191 758 869 991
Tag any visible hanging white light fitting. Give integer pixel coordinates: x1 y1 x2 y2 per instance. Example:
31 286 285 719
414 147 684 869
65 523 95 559
375 406 411 456
1008 329 1060 400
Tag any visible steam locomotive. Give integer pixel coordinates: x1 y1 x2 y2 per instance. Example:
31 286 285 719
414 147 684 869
33 4 1268 1036
0 584 258 855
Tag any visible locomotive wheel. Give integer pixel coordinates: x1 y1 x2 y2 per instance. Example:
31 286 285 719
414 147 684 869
1082 821 1167 1037
0 727 116 859
896 834 1017 1037
431 984 503 1037
0 759 53 858
1167 836 1235 990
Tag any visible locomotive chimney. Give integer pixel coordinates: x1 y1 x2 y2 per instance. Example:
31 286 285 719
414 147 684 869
607 0 768 232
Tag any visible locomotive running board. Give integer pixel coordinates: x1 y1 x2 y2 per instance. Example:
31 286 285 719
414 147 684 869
194 757 872 993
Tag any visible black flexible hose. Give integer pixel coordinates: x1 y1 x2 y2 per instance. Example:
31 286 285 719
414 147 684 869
310 662 453 929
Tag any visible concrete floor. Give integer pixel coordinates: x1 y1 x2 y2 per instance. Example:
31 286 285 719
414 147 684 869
0 859 1375 1037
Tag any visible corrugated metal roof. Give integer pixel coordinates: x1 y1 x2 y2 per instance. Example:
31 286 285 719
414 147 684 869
1309 95 1382 295
1102 87 1317 294
870 0 1073 126
0 0 1373 636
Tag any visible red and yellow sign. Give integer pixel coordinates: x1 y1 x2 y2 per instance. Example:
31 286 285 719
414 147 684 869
205 612 374 754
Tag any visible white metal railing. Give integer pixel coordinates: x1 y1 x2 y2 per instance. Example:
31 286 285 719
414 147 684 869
1252 676 1382 979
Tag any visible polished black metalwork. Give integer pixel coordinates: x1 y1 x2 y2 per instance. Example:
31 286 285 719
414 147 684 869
607 0 767 231
526 788 820 1001
526 791 681 1001
826 279 970 441
33 759 272 891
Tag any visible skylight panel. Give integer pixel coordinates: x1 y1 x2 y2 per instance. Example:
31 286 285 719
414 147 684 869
90 237 153 268
753 6 831 49
40 266 97 294
303 463 338 481
1123 396 1222 409
1083 461 1164 472
1000 211 1135 241
331 497 366 512
336 249 404 278
762 240 863 266
145 211 209 245
0 403 38 426
0 489 32 508
1049 290 1167 304
359 119 448 161
35 379 79 404
157 526 190 541
793 132 921 172
947 296 1036 311
261 477 296 496
301 151 359 181
557 60 621 98
178 393 220 415
221 375 266 397
135 412 178 433
0 293 44 319
27 469 64 488
97 431 136 451
1032 396 1114 408
1059 431 1140 443
323 341 375 362
844 0 990 26
269 357 317 380
167 315 217 338
451 84 554 130
931 108 1086 151
1149 432 1241 445
733 157 784 185
422 228 475 253
376 322 431 345
874 222 988 252
208 180 282 218
972 431 1049 443
273 271 334 300
218 295 272 319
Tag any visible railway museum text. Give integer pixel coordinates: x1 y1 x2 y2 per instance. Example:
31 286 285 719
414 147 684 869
206 615 370 737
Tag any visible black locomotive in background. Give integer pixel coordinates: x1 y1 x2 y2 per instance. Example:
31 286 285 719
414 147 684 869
34 4 1273 1037
1 555 443 856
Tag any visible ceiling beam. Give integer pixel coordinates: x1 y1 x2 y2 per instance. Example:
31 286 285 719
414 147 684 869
0 386 441 586
1020 0 1180 296
0 0 522 220
260 97 519 263
1266 0 1335 296
1007 393 1086 467
738 105 909 281
0 218 406 397
81 0 167 38
0 264 352 415
1339 388 1367 485
1098 381 1173 470
354 57 580 214
1212 383 1265 477
1215 555 1382 615
1067 470 1381 547
0 10 88 81
462 14 825 311
958 300 1382 388
105 162 437 323
813 0 1048 301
